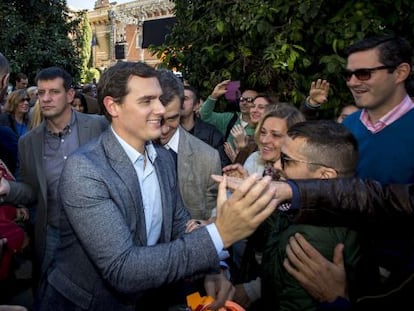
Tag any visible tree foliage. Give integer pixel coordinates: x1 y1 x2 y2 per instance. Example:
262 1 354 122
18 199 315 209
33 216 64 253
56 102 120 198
151 0 414 115
0 0 83 84
79 12 93 83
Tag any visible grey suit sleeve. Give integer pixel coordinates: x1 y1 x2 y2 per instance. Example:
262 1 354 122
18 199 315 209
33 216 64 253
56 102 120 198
205 149 222 213
5 180 36 205
5 137 36 205
59 154 220 294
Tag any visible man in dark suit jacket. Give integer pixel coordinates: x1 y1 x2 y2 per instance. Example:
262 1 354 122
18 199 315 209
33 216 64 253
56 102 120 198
0 67 108 284
36 62 277 310
181 85 231 167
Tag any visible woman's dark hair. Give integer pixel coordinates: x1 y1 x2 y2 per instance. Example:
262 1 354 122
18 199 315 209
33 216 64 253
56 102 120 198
73 91 88 113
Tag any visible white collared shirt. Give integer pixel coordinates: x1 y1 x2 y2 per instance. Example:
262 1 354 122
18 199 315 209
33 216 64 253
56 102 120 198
164 127 180 153
111 127 162 246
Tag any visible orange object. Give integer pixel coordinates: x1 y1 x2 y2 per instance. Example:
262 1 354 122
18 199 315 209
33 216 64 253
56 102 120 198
186 292 245 311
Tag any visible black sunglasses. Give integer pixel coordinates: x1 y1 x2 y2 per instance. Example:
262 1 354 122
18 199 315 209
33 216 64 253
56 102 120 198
280 152 332 170
20 97 30 103
239 96 255 103
342 65 395 82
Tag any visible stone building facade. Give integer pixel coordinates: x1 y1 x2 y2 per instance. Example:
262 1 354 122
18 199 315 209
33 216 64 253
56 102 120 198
87 0 175 70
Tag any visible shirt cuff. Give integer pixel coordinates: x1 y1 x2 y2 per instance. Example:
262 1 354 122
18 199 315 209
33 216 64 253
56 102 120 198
206 223 228 260
305 97 321 109
286 180 300 210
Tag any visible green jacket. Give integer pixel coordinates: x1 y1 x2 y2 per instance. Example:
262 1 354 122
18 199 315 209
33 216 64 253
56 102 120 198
199 97 255 147
261 210 364 311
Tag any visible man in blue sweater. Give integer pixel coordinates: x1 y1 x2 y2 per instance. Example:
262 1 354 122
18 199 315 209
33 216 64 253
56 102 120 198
286 35 414 309
341 35 414 184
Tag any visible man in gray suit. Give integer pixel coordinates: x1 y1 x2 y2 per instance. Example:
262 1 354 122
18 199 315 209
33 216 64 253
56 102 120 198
37 61 277 310
0 67 108 284
157 70 222 222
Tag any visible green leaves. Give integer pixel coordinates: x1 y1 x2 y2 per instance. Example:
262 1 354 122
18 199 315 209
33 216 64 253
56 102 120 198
0 0 83 83
151 0 414 111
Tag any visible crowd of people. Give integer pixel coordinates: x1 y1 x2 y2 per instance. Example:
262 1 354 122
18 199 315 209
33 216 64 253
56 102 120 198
0 33 413 311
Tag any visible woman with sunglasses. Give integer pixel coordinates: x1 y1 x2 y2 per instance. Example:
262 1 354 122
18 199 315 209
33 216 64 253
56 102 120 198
0 89 30 138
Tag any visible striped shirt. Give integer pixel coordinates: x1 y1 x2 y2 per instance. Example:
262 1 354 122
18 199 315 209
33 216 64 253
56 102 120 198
360 95 414 133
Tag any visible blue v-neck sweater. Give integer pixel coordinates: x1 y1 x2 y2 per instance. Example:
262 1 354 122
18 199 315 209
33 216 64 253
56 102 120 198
343 109 414 184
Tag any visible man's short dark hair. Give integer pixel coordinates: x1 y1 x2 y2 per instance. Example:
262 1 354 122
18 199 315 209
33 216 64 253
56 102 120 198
184 85 200 105
344 35 412 70
35 67 73 90
157 69 184 107
287 120 358 177
97 61 158 121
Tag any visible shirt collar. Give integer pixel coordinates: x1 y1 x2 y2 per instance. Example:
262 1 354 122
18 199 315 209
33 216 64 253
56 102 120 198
360 95 414 133
164 127 180 153
111 126 157 164
46 110 76 137
239 113 248 128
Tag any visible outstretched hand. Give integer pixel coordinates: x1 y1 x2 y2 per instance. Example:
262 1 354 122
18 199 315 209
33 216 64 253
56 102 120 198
211 174 293 202
308 79 330 106
283 233 348 303
215 174 277 248
222 163 248 179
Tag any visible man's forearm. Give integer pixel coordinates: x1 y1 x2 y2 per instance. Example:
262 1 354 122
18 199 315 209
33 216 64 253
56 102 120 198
294 178 414 218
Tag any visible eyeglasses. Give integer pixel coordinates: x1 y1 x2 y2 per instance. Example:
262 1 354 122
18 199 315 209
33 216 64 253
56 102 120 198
19 97 30 103
342 65 395 82
239 96 255 103
280 152 333 170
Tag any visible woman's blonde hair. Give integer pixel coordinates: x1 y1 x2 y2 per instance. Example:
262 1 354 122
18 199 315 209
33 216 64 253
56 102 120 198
29 99 43 129
254 102 306 144
5 89 28 114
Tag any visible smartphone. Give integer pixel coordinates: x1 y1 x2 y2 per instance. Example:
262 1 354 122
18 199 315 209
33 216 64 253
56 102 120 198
225 80 241 103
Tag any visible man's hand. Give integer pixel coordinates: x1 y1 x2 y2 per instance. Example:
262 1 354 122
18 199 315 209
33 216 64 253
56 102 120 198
308 79 330 107
222 163 248 179
185 219 206 233
211 80 231 100
204 273 235 310
283 233 348 303
215 174 277 248
16 207 30 222
233 283 252 309
211 174 293 203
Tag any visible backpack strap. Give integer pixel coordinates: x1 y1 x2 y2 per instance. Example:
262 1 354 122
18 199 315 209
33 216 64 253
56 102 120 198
224 112 238 140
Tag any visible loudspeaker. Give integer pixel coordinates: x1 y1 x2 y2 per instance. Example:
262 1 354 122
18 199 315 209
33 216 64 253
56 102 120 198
115 43 127 60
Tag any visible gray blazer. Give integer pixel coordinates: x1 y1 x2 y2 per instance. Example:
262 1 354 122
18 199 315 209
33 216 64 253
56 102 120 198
6 111 108 272
177 127 221 220
41 129 220 310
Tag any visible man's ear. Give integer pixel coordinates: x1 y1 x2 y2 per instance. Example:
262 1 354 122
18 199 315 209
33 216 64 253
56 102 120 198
66 88 75 104
103 96 119 118
318 166 338 179
1 73 10 90
395 62 411 84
